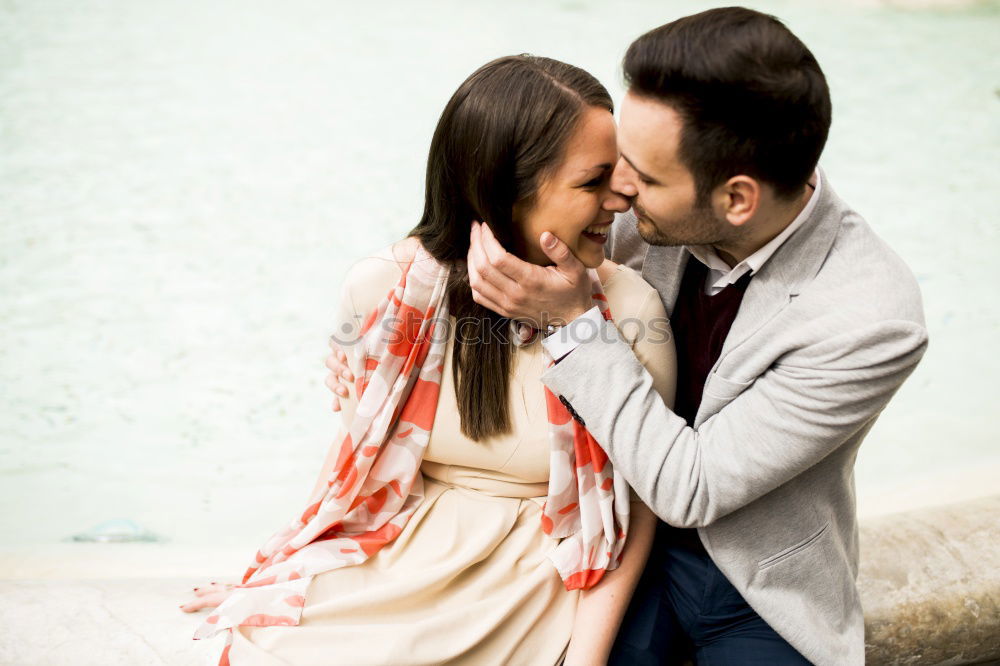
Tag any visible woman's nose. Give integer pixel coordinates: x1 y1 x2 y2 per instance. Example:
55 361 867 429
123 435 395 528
610 157 638 198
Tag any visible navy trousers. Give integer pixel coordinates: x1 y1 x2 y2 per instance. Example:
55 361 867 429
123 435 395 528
608 523 813 666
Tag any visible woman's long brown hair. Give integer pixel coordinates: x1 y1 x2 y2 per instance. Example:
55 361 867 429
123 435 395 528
408 55 613 441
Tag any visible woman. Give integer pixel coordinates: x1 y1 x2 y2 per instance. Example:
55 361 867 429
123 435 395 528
185 54 676 665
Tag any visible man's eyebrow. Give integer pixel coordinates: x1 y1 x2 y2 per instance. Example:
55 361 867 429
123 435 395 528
620 153 658 182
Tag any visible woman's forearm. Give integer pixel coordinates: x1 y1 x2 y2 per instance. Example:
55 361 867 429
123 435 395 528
564 502 658 665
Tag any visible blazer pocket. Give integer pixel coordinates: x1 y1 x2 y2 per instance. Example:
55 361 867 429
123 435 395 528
757 522 830 570
703 372 753 401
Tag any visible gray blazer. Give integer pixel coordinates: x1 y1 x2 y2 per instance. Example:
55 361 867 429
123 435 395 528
541 170 928 665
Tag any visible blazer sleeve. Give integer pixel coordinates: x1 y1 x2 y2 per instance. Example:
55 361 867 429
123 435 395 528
541 316 928 528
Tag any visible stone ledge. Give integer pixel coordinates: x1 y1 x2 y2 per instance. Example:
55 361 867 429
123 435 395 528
860 494 1000 665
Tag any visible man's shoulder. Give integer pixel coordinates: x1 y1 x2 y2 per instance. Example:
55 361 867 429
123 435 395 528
813 204 926 327
778 174 922 328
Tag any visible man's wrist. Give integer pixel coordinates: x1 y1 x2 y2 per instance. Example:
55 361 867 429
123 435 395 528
541 306 604 361
545 302 593 333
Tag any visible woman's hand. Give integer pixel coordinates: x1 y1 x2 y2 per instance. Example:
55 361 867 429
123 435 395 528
325 337 354 412
179 581 236 613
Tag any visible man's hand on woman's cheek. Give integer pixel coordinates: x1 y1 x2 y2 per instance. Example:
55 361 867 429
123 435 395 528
467 221 595 328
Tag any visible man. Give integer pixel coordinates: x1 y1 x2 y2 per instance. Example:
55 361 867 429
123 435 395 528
328 8 927 665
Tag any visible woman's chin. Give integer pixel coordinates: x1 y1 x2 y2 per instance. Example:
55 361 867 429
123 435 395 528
574 248 605 269
567 240 602 269
526 242 602 269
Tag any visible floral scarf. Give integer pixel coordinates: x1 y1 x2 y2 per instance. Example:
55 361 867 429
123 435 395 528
193 243 630 663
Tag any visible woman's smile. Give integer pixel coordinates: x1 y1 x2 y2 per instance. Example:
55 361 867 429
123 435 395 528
580 220 614 245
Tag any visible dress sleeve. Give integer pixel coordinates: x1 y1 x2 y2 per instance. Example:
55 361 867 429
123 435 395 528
622 288 677 412
330 252 406 426
617 286 677 505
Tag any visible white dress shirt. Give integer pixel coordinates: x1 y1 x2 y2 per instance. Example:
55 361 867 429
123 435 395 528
543 170 821 361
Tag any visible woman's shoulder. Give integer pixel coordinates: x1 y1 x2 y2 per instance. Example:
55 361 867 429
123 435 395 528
341 238 419 317
598 260 665 322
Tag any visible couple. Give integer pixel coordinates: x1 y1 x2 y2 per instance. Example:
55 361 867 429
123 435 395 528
187 7 928 665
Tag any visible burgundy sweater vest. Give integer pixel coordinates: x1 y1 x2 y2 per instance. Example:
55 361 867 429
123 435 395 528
664 256 753 553
671 257 753 428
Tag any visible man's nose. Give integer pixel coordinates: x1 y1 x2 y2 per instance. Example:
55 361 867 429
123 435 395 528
610 157 638 198
603 187 631 214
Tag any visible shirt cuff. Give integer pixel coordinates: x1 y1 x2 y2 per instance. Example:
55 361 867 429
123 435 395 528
541 306 604 361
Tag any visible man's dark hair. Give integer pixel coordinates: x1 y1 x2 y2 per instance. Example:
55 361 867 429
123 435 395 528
623 7 832 203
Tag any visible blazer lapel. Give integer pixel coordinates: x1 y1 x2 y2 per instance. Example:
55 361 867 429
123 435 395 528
700 168 845 413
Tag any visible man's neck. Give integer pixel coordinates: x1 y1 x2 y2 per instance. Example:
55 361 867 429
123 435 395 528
712 180 815 268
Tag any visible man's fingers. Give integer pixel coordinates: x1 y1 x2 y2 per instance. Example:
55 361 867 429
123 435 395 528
468 242 512 313
325 351 354 381
468 222 495 276
329 379 349 397
325 372 350 396
479 222 511 267
470 288 510 318
480 222 531 284
472 223 520 289
539 232 584 276
472 275 511 315
332 399 342 413
468 225 501 311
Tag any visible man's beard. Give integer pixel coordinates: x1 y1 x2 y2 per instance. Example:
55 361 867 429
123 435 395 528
633 201 729 248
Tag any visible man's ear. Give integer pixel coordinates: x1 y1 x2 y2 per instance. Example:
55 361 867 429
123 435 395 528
717 175 760 227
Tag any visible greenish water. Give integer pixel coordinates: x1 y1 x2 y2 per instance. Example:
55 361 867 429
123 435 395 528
1 0 998 548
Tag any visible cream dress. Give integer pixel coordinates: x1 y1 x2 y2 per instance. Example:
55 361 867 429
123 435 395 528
228 240 676 666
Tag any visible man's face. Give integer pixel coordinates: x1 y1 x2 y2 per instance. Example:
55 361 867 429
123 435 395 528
611 91 734 248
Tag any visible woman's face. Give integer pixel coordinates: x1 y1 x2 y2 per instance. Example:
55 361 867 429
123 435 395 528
515 106 631 269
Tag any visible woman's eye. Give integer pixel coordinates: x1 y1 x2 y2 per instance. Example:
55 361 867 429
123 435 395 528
581 177 603 189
